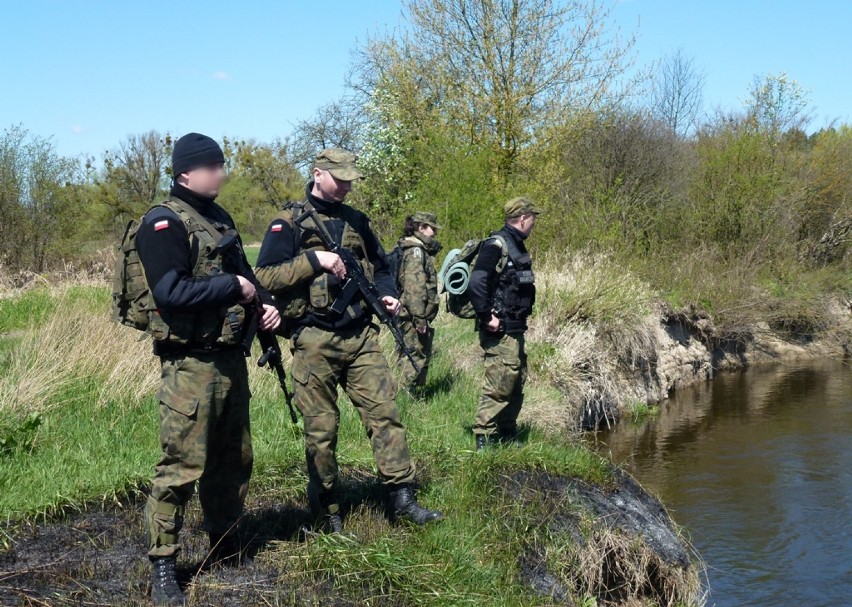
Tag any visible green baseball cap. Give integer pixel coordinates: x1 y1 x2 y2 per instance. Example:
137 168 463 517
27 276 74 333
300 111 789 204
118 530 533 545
411 211 442 230
314 148 364 181
504 196 544 219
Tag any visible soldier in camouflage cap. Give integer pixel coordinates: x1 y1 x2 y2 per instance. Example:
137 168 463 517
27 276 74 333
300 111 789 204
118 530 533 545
391 211 443 391
468 197 542 451
313 147 365 181
254 148 443 533
503 196 545 219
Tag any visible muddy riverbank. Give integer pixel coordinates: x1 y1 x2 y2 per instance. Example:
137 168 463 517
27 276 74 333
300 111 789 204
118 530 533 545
570 298 852 429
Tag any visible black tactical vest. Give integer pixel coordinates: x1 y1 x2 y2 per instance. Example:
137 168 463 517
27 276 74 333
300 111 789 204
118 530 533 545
491 229 535 330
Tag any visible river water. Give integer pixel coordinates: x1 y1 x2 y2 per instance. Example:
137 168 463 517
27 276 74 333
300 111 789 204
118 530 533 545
593 358 852 607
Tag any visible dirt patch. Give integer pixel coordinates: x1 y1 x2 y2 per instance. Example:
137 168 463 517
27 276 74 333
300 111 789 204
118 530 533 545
0 473 396 607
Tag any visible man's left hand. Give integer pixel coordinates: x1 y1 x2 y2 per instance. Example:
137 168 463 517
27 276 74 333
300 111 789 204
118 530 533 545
259 304 281 331
381 296 401 316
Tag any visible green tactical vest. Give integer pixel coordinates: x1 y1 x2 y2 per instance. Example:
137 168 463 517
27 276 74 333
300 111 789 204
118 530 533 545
397 235 439 320
272 200 374 319
111 197 246 347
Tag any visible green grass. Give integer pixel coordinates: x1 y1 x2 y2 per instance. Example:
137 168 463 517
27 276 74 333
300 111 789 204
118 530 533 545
243 244 260 267
626 401 661 423
0 392 157 520
0 285 108 333
0 288 610 521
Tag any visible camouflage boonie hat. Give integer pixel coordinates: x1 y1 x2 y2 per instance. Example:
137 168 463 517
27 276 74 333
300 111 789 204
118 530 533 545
411 211 442 230
314 148 364 181
504 196 544 219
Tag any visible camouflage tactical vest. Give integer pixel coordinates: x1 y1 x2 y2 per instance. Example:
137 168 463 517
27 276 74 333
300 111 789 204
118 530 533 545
111 197 246 347
396 235 439 321
272 200 374 319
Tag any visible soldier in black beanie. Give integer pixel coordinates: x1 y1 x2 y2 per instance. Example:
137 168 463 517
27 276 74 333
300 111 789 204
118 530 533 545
171 132 226 178
132 132 280 605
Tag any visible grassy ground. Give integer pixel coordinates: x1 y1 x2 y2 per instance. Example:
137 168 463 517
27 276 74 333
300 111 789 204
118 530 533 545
0 283 702 606
243 244 260 267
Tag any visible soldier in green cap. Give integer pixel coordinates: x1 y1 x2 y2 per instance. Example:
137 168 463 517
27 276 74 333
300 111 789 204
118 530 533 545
254 148 443 532
468 197 543 450
391 212 442 391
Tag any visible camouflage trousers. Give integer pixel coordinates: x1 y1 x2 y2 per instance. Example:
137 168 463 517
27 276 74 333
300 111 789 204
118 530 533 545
145 349 253 558
290 323 416 511
397 320 434 389
474 331 528 436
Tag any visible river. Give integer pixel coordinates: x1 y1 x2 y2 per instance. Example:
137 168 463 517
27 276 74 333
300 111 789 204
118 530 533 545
593 358 852 607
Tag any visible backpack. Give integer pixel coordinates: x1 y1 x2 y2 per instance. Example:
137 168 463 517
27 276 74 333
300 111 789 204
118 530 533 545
438 234 509 319
385 245 404 289
111 198 226 333
111 216 153 331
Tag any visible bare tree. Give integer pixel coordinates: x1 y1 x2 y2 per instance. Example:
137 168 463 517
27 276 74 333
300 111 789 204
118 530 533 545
355 0 636 177
650 49 705 137
98 131 171 219
289 97 365 169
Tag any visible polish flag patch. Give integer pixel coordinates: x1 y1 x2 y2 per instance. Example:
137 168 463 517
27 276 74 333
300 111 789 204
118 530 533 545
154 220 170 231
271 223 283 232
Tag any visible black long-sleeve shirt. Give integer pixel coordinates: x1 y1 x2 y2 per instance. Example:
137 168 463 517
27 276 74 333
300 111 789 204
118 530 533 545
255 182 397 330
136 183 272 311
469 224 528 322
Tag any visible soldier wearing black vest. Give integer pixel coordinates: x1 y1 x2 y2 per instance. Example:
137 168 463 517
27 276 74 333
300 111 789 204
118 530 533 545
468 197 542 450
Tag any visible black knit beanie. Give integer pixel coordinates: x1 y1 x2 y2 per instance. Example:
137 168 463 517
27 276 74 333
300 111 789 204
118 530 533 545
171 132 225 177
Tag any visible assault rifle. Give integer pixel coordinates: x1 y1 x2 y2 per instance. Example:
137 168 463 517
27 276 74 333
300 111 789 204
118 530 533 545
216 232 298 425
293 207 421 375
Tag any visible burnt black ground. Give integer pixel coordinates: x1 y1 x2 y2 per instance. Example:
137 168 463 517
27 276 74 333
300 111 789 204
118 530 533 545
1 467 697 607
505 466 695 605
0 475 396 607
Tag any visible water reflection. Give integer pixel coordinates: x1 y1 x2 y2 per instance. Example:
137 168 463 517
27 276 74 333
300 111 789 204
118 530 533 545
593 359 852 607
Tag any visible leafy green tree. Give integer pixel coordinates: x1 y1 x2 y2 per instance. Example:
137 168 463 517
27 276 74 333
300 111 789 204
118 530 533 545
95 130 171 228
0 125 81 271
355 0 635 180
218 138 304 239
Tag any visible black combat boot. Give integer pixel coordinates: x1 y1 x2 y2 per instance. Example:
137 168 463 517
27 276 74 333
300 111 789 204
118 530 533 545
475 434 488 451
324 509 344 534
308 485 344 534
390 484 444 525
498 424 519 444
150 556 185 606
208 532 246 567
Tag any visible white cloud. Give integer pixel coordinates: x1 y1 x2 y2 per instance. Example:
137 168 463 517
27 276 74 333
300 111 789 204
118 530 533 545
70 124 84 134
212 71 230 80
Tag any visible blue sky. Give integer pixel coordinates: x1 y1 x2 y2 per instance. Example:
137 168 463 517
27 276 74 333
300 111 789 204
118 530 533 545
1 1 849 160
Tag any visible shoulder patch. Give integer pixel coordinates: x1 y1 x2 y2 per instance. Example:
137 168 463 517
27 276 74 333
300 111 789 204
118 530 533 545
143 206 182 227
154 219 170 231
412 247 423 259
271 223 284 232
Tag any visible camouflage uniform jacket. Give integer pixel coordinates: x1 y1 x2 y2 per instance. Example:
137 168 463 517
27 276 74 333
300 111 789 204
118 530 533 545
396 234 439 329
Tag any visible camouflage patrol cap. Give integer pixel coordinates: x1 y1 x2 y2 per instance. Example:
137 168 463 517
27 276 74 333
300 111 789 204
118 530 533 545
504 196 544 219
411 211 442 230
314 148 364 181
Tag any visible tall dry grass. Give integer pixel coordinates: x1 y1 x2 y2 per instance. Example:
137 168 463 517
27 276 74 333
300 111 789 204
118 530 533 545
0 286 158 416
0 248 115 299
525 252 660 430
